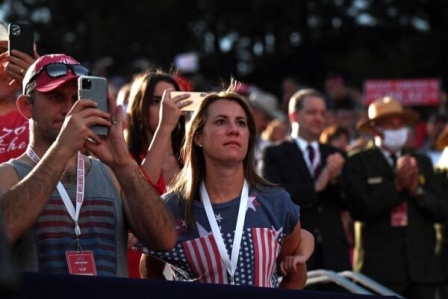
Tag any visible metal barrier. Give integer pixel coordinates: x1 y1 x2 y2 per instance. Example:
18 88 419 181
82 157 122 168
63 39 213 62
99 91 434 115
306 269 404 297
338 271 404 298
306 269 373 295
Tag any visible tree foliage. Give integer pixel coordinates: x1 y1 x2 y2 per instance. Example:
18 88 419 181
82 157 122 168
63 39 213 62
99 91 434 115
4 0 448 93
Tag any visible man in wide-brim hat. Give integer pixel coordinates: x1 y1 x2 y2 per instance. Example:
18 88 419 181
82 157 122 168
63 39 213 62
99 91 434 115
356 96 419 134
340 96 446 299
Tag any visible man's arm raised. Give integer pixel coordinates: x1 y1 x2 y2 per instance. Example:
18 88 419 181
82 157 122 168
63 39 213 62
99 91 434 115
85 96 177 252
0 98 113 242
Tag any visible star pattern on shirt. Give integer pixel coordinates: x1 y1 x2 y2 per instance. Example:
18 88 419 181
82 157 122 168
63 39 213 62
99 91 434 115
197 222 212 237
233 228 254 285
246 194 259 212
140 189 288 287
166 242 196 281
215 213 223 222
271 225 284 240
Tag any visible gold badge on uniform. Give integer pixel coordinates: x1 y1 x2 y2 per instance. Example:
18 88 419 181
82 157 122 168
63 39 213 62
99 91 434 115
367 177 382 184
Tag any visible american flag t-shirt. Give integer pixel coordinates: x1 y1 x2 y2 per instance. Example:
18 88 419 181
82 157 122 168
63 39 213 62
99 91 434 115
139 187 299 287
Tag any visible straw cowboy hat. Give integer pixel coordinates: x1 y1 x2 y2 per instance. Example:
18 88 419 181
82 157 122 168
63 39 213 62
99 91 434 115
356 96 419 133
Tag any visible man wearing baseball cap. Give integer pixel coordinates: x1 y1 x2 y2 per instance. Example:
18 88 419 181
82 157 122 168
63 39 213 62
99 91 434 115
341 96 446 299
0 54 177 276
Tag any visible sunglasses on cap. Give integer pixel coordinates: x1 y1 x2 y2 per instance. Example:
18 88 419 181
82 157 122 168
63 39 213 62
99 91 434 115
25 62 91 92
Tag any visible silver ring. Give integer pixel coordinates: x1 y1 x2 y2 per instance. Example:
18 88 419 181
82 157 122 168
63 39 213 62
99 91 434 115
20 68 24 74
112 120 117 125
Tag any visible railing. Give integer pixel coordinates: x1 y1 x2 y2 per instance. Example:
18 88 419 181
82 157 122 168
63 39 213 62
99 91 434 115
18 271 403 299
306 269 404 298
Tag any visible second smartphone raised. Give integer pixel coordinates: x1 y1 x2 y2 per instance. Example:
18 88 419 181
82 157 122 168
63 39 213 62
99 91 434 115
170 91 207 111
78 76 109 136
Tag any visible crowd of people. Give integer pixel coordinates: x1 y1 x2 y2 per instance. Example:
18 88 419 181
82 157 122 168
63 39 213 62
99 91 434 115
1 20 448 299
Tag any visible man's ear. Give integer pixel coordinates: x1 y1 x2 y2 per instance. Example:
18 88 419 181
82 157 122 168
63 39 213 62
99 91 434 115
16 95 33 120
289 111 297 123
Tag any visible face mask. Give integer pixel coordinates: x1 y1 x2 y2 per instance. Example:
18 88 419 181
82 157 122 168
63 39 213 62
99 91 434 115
378 127 408 151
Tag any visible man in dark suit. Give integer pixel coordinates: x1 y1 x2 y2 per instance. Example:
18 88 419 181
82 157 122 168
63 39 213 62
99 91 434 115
341 96 446 299
258 88 351 275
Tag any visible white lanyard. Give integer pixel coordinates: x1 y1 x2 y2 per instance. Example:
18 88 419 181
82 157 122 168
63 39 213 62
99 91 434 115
26 147 85 238
200 180 248 285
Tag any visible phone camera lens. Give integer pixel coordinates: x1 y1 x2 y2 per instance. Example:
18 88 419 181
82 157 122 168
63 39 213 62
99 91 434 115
82 79 92 89
11 25 21 36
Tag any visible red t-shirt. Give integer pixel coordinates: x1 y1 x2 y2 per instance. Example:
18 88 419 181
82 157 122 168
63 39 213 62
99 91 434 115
0 110 29 163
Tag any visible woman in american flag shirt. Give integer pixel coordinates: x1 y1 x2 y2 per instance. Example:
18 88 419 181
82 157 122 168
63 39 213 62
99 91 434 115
136 89 314 289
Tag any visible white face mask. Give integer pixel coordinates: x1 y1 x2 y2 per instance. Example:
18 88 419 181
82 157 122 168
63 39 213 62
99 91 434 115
378 127 408 151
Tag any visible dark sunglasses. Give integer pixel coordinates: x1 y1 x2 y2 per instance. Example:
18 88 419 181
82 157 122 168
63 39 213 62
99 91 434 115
25 63 91 92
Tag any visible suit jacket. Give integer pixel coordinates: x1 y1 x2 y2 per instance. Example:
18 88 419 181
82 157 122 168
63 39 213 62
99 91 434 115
258 137 351 272
341 144 446 284
433 169 448 284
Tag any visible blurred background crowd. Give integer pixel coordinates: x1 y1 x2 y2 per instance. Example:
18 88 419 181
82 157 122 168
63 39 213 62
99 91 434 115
3 1 448 298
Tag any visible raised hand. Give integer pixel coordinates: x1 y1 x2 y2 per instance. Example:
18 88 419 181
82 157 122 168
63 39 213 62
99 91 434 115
84 94 134 169
278 254 308 276
159 88 192 130
395 155 418 192
6 49 38 84
56 99 111 158
315 152 345 191
326 152 345 180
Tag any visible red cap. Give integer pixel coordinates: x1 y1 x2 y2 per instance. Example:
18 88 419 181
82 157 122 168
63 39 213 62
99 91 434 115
23 54 81 94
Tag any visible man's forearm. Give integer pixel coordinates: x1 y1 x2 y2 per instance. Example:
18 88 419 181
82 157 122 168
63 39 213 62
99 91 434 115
113 162 176 251
0 145 70 242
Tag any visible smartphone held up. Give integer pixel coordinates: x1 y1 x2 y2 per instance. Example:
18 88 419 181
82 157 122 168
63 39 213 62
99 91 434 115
170 91 207 111
8 23 34 57
78 76 109 136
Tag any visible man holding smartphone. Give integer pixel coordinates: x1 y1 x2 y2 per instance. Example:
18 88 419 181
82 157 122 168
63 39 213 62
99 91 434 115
0 54 177 276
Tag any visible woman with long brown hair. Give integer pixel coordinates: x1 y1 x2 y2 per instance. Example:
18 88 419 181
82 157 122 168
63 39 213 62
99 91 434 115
125 69 192 278
137 89 313 289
